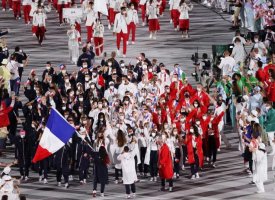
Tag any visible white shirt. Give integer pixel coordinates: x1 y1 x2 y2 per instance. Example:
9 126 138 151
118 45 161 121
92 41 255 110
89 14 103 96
104 87 118 102
126 9 139 24
218 56 236 77
139 0 148 5
93 23 104 37
118 82 138 99
85 8 98 26
113 13 128 34
22 0 32 5
178 4 193 19
33 12 47 26
7 60 20 80
169 0 181 10
146 3 159 19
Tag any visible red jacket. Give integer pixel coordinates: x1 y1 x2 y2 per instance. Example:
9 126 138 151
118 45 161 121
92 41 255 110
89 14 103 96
256 68 267 82
169 81 183 100
191 91 210 108
0 102 13 128
158 143 173 179
267 81 275 102
186 134 204 167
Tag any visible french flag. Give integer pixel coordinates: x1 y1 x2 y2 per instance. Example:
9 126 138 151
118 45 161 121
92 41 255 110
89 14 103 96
32 108 75 163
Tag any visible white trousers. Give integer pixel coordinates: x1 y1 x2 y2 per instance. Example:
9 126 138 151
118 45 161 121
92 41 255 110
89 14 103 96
255 181 265 192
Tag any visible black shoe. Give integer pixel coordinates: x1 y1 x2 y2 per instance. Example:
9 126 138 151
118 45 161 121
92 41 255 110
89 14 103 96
160 187 165 191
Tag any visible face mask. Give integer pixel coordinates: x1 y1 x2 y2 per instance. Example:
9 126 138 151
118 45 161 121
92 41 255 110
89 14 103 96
28 106 32 109
92 72 97 77
152 132 156 137
91 85 95 89
110 85 114 90
20 135 25 138
83 64 88 68
164 124 168 129
131 6 134 9
46 66 50 70
79 98 83 102
202 116 207 120
194 104 198 108
255 39 259 43
31 124 35 128
196 121 200 125
79 109 83 112
161 69 165 73
190 129 194 133
65 79 69 83
85 77 90 82
64 115 69 118
122 80 125 84
69 93 74 97
62 106 66 110
197 88 202 92
180 118 185 122
98 104 103 109
108 62 112 66
100 118 104 121
121 63 125 67
149 68 153 72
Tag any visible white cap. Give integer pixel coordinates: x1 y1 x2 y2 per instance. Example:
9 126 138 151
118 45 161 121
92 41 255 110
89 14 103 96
3 166 11 175
251 110 258 117
247 70 253 75
1 59 8 65
259 143 266 151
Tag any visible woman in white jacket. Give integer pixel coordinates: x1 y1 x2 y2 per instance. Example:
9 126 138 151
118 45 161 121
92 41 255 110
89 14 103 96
252 142 268 193
93 19 104 56
117 146 138 199
67 24 81 64
146 0 160 39
178 0 193 38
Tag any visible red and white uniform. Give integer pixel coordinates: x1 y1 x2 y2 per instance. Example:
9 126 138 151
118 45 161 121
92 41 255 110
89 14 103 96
169 0 180 28
113 12 128 55
33 11 47 44
178 3 193 31
126 7 139 42
85 8 98 43
93 22 104 56
22 0 32 24
146 1 160 32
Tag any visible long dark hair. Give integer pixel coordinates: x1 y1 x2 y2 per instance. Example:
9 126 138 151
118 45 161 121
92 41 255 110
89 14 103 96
99 146 110 165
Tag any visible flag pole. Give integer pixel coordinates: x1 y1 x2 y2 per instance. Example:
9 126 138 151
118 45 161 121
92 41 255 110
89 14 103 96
75 131 96 152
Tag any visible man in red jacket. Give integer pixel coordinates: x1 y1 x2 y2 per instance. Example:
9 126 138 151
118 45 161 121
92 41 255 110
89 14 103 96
158 134 173 192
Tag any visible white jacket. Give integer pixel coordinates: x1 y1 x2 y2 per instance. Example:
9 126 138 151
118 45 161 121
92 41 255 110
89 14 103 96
117 151 138 184
57 0 68 5
113 13 128 33
32 12 47 26
104 87 118 102
108 0 124 11
85 9 98 26
169 0 181 10
93 23 104 37
139 0 148 5
178 4 193 19
22 0 32 5
146 3 159 19
118 82 138 98
126 9 139 25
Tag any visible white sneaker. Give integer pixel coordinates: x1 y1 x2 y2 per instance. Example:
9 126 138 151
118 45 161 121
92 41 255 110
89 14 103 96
114 180 119 184
256 190 265 194
116 49 120 56
153 177 157 182
83 179 86 184
142 22 145 26
153 36 156 40
9 8 13 11
181 165 185 170
24 176 29 181
173 173 177 178
132 41 135 45
2 8 5 11
185 34 189 39
195 173 200 179
149 33 153 39
122 54 126 58
150 177 154 182
190 175 196 180
127 41 129 45
69 175 73 181
169 187 173 192
126 195 131 199
39 176 43 182
43 179 48 184
132 193 136 198
100 193 104 197
57 182 61 187
64 183 69 189
92 190 97 197
170 19 173 24
108 24 111 30
32 33 35 36
18 17 21 20
174 28 177 31
20 176 24 180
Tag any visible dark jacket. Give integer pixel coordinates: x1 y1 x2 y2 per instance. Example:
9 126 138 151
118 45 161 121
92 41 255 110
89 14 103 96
92 151 108 184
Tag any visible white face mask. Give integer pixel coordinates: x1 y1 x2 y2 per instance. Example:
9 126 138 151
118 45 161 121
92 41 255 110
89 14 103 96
91 85 95 89
85 77 90 82
110 85 114 90
79 98 83 102
164 124 168 129
190 129 194 133
119 115 125 120
65 79 69 83
46 66 50 70
180 118 185 122
202 116 207 120
148 68 153 72
83 64 88 68
62 106 66 110
98 104 103 109
20 135 25 138
152 132 156 137
92 72 97 77
108 62 112 66
196 121 200 125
